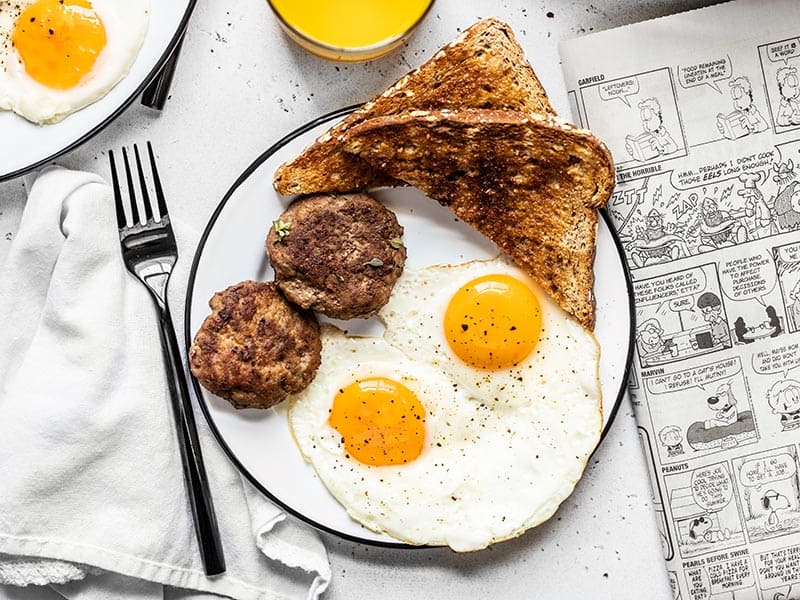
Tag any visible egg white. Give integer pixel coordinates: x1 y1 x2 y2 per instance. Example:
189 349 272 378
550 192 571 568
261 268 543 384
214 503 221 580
289 324 602 551
380 254 603 410
0 0 150 124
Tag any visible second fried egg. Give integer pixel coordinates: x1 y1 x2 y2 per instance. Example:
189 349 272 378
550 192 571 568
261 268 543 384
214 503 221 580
289 322 602 551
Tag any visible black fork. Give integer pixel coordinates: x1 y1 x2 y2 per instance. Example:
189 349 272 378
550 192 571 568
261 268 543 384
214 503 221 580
109 143 225 576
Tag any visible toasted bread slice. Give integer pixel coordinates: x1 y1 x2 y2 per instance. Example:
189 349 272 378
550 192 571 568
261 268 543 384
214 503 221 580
273 18 554 195
342 109 615 330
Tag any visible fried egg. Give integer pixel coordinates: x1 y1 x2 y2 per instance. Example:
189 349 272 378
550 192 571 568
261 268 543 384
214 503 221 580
380 254 602 408
0 0 150 124
289 323 602 551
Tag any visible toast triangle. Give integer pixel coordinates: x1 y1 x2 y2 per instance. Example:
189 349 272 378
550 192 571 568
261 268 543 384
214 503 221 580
342 108 615 330
273 18 555 195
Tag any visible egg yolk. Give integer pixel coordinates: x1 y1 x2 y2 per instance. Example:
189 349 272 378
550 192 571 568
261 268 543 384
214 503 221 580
444 274 542 369
12 0 106 90
329 377 426 466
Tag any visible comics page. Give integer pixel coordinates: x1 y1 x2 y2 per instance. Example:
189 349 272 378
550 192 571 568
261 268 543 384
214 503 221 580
561 1 800 598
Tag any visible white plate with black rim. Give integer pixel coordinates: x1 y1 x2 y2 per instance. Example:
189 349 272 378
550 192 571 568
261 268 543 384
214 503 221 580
185 106 635 548
0 0 195 182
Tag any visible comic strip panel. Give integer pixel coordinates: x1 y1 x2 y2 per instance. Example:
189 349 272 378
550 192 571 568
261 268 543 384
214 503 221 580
759 37 800 133
775 239 800 333
628 364 640 392
753 139 800 238
639 427 675 560
683 549 758 600
667 572 680 600
613 177 757 271
754 544 800 598
614 177 695 269
676 54 770 147
665 461 745 559
732 445 800 544
567 89 584 127
634 263 733 367
580 68 687 171
644 357 758 463
720 253 788 347
610 147 800 272
750 339 800 437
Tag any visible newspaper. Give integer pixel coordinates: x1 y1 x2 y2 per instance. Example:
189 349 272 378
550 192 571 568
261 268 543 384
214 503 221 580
560 1 800 598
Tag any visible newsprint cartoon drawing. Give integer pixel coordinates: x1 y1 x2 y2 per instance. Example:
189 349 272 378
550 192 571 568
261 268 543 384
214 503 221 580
561 1 800 598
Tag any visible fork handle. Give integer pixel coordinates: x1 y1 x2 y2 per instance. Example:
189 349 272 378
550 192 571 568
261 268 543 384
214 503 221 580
141 32 185 110
157 303 226 576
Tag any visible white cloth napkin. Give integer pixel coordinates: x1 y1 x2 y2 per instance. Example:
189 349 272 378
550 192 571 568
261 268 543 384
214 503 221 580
0 167 331 600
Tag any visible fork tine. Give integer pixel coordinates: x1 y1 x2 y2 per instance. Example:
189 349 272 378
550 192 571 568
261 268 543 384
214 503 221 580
133 144 154 223
147 141 168 219
108 150 127 229
122 147 140 226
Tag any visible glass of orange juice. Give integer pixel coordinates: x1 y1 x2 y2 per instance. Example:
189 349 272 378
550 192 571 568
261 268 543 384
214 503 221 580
268 0 435 62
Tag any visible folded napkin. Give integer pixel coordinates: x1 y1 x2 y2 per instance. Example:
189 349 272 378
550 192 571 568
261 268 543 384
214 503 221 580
0 167 331 600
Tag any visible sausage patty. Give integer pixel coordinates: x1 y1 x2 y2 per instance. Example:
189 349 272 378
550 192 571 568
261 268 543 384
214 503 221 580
189 280 321 409
266 193 406 319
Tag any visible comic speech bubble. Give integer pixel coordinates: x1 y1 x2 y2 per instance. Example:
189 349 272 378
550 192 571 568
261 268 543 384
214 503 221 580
755 547 800 588
776 241 800 264
670 296 695 312
671 151 777 190
646 358 739 395
678 57 732 94
707 557 755 594
775 139 800 169
598 77 640 107
719 252 777 305
740 453 797 488
686 567 711 600
767 39 800 65
752 343 800 378
692 464 733 511
634 267 707 306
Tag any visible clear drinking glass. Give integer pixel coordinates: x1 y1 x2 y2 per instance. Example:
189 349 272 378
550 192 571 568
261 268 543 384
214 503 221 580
267 0 435 62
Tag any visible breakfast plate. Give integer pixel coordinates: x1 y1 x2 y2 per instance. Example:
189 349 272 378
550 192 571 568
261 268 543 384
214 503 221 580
185 106 635 547
0 0 195 182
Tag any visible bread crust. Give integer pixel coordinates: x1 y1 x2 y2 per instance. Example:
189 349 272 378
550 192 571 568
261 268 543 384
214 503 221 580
273 18 554 195
343 109 615 330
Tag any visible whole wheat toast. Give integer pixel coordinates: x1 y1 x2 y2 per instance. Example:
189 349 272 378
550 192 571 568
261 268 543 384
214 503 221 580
342 109 615 330
273 18 554 195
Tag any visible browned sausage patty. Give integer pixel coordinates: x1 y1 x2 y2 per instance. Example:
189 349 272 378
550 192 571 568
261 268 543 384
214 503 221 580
189 280 321 409
266 193 406 320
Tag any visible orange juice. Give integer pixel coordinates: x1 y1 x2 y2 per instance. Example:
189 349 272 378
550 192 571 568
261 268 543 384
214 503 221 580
269 0 434 61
